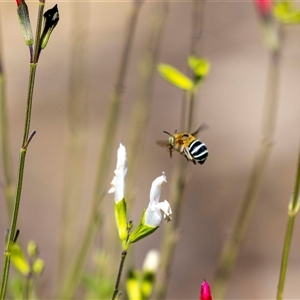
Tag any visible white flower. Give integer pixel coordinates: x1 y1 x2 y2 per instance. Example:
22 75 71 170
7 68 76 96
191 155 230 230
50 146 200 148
143 250 160 273
145 172 172 226
108 143 127 203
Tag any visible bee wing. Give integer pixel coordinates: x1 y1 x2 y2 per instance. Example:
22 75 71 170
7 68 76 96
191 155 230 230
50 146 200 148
156 140 169 149
156 140 173 158
192 122 209 136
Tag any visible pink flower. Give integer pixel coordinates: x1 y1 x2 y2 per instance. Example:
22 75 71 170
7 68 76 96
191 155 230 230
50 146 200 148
200 280 212 300
255 0 272 18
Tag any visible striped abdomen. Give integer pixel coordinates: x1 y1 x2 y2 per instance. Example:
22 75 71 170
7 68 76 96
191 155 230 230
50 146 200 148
188 140 208 165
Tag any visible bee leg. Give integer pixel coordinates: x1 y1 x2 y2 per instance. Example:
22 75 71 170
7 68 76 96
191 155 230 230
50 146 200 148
183 147 193 162
169 147 172 158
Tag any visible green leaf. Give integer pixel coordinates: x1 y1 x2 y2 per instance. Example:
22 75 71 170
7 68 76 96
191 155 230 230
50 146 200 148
188 56 210 78
11 244 30 276
273 2 300 24
158 64 194 91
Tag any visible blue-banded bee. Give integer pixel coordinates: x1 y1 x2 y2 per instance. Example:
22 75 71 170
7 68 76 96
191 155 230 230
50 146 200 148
156 125 208 165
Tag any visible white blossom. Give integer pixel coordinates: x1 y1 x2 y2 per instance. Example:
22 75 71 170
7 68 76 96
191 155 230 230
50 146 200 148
108 143 127 203
145 173 172 226
143 249 160 272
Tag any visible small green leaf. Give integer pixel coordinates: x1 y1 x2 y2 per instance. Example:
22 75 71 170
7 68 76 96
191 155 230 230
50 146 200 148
273 2 300 24
11 244 30 276
188 56 210 78
158 64 194 91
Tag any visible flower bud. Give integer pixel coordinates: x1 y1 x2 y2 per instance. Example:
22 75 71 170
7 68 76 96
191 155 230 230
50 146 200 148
40 4 59 50
200 280 213 300
16 0 33 46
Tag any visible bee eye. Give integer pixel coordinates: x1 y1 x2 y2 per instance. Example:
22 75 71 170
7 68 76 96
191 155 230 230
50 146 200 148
183 134 189 137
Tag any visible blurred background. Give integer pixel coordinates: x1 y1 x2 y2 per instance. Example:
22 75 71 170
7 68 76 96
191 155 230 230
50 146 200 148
0 1 300 299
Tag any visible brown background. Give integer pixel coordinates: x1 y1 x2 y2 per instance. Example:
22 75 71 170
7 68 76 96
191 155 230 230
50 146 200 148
0 1 300 299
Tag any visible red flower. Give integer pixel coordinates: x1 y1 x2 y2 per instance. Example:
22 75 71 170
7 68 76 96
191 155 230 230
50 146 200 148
255 0 272 18
16 0 22 7
200 280 212 300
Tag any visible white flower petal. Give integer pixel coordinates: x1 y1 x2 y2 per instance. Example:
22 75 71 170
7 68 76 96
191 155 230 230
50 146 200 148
149 172 166 205
145 206 162 227
108 143 127 203
157 200 172 222
145 172 171 226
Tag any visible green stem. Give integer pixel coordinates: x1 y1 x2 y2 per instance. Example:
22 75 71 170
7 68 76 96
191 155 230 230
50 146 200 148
152 158 188 299
276 145 300 300
0 35 15 215
152 2 205 298
126 1 168 203
23 273 33 300
57 2 89 289
112 250 127 300
22 64 37 147
58 2 143 298
33 1 45 64
0 2 45 296
212 38 282 300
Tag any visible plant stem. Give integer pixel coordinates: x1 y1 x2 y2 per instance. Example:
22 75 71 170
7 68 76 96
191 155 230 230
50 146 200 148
0 2 45 297
152 2 205 298
112 250 127 300
152 157 188 299
126 1 168 202
59 2 143 298
276 144 300 300
57 2 89 289
212 39 282 300
23 274 33 300
0 29 15 215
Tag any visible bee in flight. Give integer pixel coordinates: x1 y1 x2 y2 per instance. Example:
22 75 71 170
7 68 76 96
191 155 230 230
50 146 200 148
156 125 208 165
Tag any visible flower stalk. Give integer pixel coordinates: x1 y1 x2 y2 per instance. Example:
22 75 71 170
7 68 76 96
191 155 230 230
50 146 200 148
58 2 143 298
0 34 15 215
0 1 59 298
276 144 300 300
108 144 171 299
212 26 283 300
112 250 127 300
153 2 206 298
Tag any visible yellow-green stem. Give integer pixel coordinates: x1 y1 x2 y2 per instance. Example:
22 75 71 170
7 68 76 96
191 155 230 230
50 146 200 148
126 1 168 202
0 1 45 295
59 2 143 298
57 2 89 288
112 250 127 300
0 47 15 215
33 1 45 64
212 40 282 300
152 158 188 299
152 1 205 297
23 274 33 300
276 145 300 300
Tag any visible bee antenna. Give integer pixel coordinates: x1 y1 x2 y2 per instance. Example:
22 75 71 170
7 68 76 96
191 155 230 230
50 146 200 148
163 130 172 137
